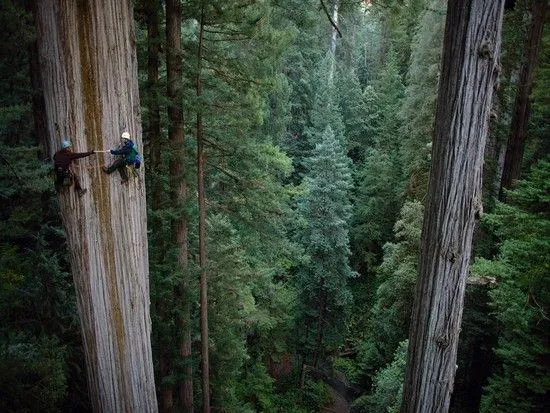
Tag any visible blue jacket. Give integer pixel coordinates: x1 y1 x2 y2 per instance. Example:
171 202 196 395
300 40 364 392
111 140 141 164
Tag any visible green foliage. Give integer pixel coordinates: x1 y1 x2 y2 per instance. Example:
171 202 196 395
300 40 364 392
0 0 35 145
336 67 368 162
206 212 297 411
353 340 408 413
306 55 346 146
0 335 68 413
295 125 354 363
370 0 429 74
298 126 354 295
356 201 422 381
400 0 446 200
302 377 333 411
0 144 86 410
526 28 550 171
474 158 550 413
235 361 277 413
351 49 405 269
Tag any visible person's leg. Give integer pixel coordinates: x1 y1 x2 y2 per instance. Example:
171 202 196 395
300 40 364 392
55 172 65 191
72 172 87 196
118 163 129 183
103 158 124 174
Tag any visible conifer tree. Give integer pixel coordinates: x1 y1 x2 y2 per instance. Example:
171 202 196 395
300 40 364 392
178 1 298 409
500 0 548 195
276 0 328 182
357 201 423 381
475 158 550 413
336 67 367 162
400 0 446 200
297 125 354 367
352 49 405 268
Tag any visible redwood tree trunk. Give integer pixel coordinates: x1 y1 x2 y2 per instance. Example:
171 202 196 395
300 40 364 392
312 289 327 369
26 1 49 158
401 1 504 412
145 0 161 178
34 1 158 412
197 4 211 412
499 0 547 195
166 0 194 411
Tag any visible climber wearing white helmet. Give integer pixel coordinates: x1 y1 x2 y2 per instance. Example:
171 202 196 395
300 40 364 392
102 131 142 184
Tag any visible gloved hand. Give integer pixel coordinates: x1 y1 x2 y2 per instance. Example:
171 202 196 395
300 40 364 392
110 149 115 154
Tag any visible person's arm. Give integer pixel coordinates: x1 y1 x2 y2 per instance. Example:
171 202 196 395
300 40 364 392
68 150 95 160
110 142 132 156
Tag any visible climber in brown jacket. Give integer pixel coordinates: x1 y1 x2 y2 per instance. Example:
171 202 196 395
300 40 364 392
53 140 95 196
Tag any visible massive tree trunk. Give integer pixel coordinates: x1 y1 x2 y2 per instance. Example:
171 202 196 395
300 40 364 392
34 1 158 412
401 1 504 412
499 0 547 195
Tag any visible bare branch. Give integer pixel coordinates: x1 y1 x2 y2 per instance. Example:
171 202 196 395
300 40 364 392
320 0 342 38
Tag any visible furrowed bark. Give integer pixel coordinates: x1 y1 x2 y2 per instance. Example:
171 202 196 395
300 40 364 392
35 1 157 411
401 1 504 412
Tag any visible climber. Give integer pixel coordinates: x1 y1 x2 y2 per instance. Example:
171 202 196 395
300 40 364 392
102 131 142 184
53 140 95 197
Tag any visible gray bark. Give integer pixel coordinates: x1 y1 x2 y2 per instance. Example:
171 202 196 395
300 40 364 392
34 1 158 412
401 1 504 412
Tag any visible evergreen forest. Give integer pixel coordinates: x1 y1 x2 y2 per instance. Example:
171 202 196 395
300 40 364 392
0 0 548 412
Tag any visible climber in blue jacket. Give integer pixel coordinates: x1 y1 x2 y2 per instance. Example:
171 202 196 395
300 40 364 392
102 131 142 184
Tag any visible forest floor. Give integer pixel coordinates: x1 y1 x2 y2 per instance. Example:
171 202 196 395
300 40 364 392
321 369 353 413
322 388 350 413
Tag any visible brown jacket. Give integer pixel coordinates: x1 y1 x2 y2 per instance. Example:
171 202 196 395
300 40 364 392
53 148 94 171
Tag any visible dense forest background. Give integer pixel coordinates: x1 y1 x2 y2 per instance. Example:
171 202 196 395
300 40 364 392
0 0 548 412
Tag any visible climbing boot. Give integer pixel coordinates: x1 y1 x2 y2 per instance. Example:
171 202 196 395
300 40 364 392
77 188 87 197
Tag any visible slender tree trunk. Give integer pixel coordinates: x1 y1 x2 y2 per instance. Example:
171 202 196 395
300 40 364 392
500 0 547 195
312 289 327 368
166 1 194 408
145 0 161 178
159 354 174 412
401 1 504 412
196 4 211 412
143 3 177 411
34 1 158 412
27 30 49 158
329 0 340 82
27 0 49 157
166 0 194 412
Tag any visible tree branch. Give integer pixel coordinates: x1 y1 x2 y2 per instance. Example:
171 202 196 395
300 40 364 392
320 0 342 38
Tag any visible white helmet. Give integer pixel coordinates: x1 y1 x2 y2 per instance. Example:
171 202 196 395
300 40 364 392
121 131 130 140
61 140 72 149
